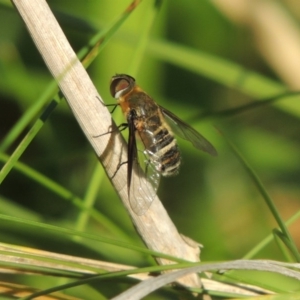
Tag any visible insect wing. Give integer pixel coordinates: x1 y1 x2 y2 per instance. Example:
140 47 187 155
127 116 160 215
131 152 161 215
160 106 217 156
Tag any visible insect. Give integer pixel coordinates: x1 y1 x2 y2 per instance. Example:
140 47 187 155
109 74 217 215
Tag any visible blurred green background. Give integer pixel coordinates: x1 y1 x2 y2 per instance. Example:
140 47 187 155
0 0 300 298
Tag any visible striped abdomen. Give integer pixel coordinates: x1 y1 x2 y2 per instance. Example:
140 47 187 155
138 113 181 177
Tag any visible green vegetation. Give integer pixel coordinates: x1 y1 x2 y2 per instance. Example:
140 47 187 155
0 0 300 299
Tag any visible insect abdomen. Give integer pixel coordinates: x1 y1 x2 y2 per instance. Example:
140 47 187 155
149 126 181 177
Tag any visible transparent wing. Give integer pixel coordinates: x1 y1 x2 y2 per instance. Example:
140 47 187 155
130 155 161 215
127 118 161 215
159 106 217 156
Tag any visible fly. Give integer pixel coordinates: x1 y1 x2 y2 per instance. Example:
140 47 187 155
109 74 217 215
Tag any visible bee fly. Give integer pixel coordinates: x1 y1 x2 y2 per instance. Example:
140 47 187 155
109 74 217 215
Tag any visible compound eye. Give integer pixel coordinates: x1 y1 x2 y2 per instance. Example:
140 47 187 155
110 74 135 98
110 78 129 98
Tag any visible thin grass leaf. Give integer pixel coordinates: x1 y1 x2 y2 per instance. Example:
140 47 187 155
0 281 80 300
127 0 162 76
0 83 59 153
144 39 300 116
273 229 297 262
0 213 193 263
193 91 300 121
0 0 142 181
0 153 127 238
112 260 300 300
243 209 300 259
0 0 144 240
74 163 105 234
81 0 143 69
147 40 287 96
223 132 300 262
0 98 59 184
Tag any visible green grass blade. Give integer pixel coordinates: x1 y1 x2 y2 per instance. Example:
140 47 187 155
148 39 287 96
127 0 162 76
194 91 300 120
243 210 300 259
0 213 190 264
0 0 142 180
224 132 300 262
0 83 59 153
0 153 128 238
80 0 143 69
0 99 59 184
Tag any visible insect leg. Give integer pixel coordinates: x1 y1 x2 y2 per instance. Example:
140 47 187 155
96 96 119 113
93 123 128 138
111 160 128 179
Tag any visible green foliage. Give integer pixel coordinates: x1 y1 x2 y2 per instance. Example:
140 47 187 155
0 0 300 299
